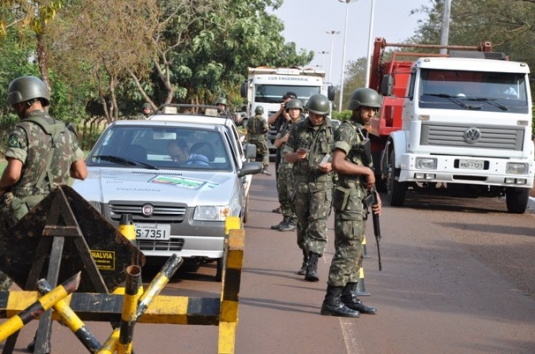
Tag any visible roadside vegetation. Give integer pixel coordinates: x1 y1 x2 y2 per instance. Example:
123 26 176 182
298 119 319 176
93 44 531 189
1 0 534 151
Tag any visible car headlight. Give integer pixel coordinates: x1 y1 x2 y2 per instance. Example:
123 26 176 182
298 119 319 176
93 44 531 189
506 162 527 175
194 206 230 221
415 157 437 170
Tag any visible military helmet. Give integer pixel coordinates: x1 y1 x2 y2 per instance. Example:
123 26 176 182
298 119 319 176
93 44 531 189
285 98 304 112
255 106 264 114
142 103 152 109
348 87 381 110
215 97 227 106
7 76 50 107
305 94 330 115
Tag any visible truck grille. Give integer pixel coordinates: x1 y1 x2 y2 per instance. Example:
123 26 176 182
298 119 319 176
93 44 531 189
421 123 524 151
108 201 187 223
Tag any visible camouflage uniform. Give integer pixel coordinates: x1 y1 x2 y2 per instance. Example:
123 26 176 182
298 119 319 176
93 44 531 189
247 113 270 170
328 119 368 287
275 114 304 223
282 117 334 256
0 110 83 291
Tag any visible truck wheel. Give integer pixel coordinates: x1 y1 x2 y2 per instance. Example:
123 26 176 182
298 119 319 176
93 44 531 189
375 176 387 193
505 187 529 214
387 151 407 206
215 257 223 282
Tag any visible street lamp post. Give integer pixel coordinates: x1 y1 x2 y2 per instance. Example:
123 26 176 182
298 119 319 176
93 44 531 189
364 0 376 88
338 0 357 112
326 30 340 83
317 51 330 69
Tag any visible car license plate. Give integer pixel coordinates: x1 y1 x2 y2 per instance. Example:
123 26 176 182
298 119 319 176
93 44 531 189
459 159 484 170
135 224 171 240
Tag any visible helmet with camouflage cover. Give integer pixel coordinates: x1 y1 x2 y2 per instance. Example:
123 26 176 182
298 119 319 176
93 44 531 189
285 98 304 112
7 76 50 107
142 102 152 109
348 87 381 110
215 97 227 106
305 94 330 115
255 106 264 115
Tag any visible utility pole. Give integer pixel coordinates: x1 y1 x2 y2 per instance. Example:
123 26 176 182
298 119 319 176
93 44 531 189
439 0 452 54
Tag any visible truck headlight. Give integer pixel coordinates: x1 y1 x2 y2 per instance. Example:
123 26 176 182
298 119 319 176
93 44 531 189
506 162 527 175
194 206 230 221
415 157 437 170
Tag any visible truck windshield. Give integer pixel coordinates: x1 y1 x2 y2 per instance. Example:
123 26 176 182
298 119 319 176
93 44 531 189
418 69 529 113
254 85 320 103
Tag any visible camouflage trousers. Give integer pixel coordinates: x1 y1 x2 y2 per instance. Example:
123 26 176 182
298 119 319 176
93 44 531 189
327 212 366 287
294 186 332 255
277 165 296 218
0 271 12 291
249 139 269 169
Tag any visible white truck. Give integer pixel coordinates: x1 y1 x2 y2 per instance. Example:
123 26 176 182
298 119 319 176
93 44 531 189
240 66 335 159
377 50 534 213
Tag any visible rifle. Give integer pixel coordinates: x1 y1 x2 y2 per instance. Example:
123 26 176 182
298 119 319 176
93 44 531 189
359 135 383 271
364 189 382 271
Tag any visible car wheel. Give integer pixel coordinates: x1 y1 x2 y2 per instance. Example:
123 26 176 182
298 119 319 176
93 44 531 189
243 193 249 224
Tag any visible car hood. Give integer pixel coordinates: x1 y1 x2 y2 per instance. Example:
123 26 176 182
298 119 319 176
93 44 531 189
72 167 239 206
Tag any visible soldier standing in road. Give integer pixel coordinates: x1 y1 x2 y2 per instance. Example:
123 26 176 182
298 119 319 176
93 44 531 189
268 92 297 214
270 99 305 233
320 87 381 318
0 76 88 295
247 106 271 175
283 94 335 281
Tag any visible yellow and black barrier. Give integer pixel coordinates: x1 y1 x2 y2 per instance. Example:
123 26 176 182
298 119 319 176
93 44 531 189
0 272 81 342
0 216 245 354
37 278 102 353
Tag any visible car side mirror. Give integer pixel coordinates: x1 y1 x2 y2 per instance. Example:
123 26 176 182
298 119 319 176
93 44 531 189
244 143 257 159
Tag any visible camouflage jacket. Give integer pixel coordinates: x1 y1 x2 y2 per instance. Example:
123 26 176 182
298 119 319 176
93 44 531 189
333 119 369 188
247 114 268 139
282 116 335 183
4 110 84 198
275 114 304 167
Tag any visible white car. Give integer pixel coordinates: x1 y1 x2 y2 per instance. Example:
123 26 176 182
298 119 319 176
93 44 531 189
73 104 261 280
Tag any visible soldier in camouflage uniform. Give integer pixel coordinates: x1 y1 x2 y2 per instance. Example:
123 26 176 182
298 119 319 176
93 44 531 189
0 76 88 292
270 99 305 232
140 102 153 119
247 106 271 175
283 94 334 281
320 87 382 318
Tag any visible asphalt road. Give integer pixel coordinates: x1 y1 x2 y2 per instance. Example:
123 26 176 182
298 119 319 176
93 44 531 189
2 166 535 353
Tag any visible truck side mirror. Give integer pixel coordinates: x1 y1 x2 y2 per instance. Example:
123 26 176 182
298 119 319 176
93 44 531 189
381 75 393 96
327 85 336 101
240 81 248 98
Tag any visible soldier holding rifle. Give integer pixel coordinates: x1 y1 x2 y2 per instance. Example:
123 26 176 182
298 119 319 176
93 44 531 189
320 87 382 318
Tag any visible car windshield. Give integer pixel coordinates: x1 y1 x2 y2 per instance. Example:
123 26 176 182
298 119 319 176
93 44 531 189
86 125 231 171
418 69 529 113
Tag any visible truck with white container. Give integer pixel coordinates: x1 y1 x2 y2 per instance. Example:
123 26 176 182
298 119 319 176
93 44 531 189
368 37 534 213
240 66 335 159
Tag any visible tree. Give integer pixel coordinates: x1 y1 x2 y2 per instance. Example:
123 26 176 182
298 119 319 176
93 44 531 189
0 0 64 90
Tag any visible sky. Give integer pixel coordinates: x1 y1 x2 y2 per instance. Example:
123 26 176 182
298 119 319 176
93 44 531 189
272 0 431 86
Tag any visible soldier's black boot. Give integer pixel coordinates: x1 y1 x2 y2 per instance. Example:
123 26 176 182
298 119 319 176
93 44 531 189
305 252 320 282
341 282 377 314
279 217 296 232
270 216 289 230
297 250 309 275
321 285 360 317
